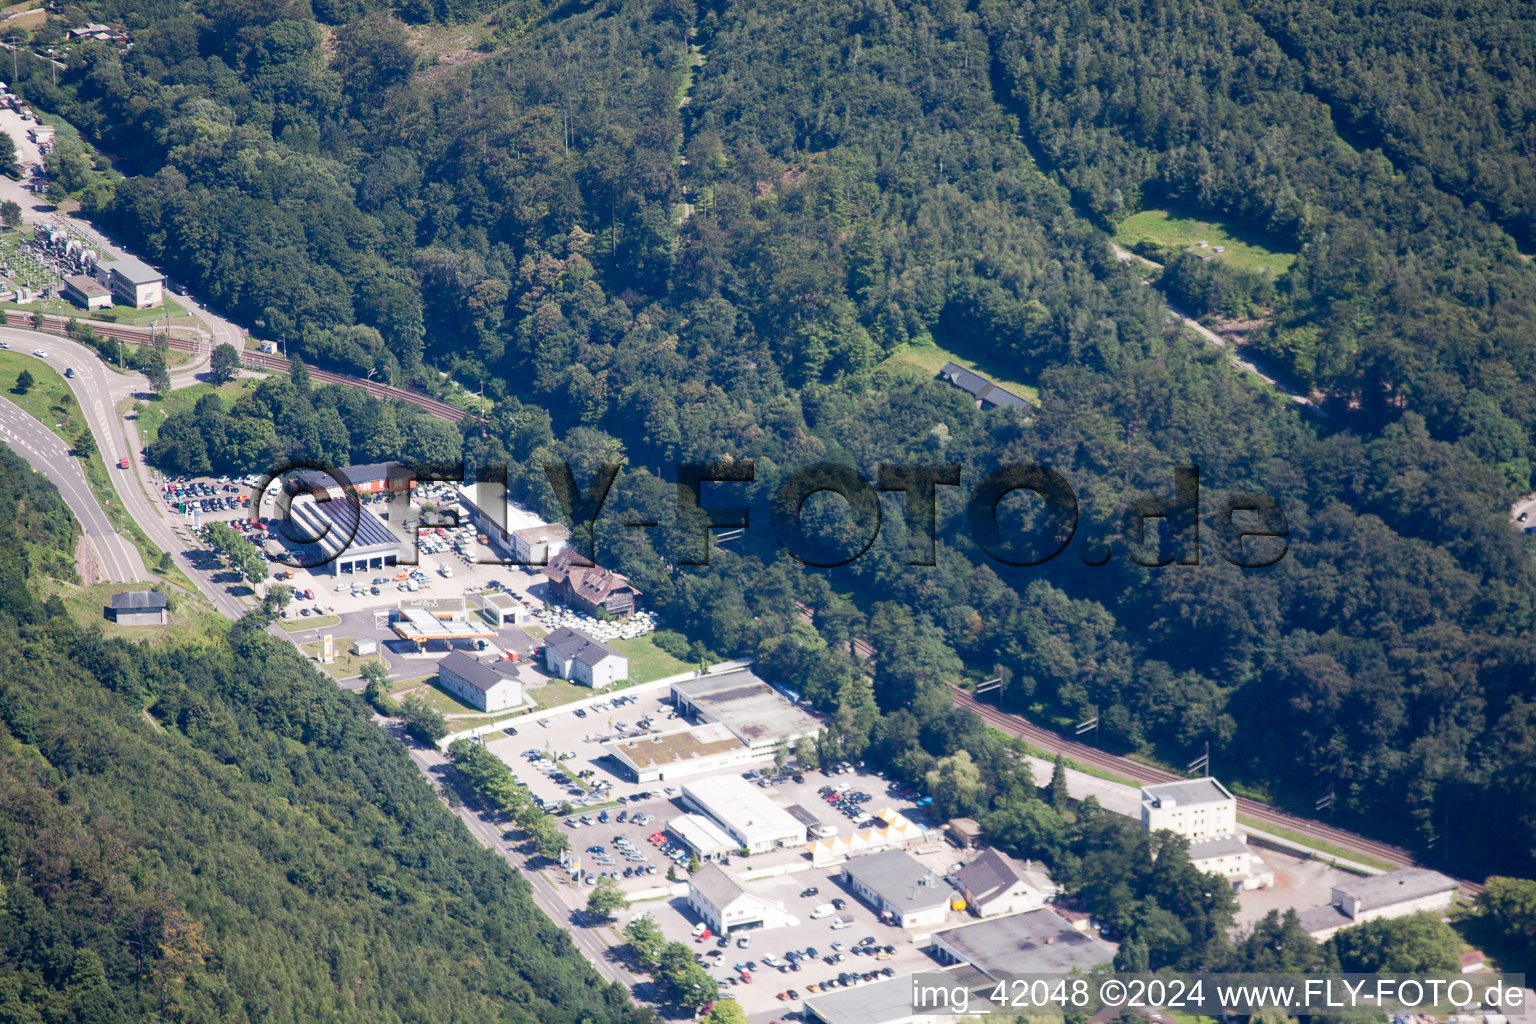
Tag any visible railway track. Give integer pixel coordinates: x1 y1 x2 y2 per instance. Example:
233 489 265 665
0 310 471 424
948 684 1487 896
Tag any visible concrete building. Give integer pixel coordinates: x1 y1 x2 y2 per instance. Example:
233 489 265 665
681 775 806 854
105 590 167 625
667 812 740 860
281 493 406 576
841 849 953 930
952 849 1057 918
93 256 163 309
803 967 989 1024
672 670 823 755
480 590 533 626
931 907 1115 980
603 722 760 783
1187 834 1273 891
62 274 111 310
436 650 524 713
686 861 794 935
1297 868 1460 940
511 523 570 566
456 481 552 562
1140 777 1237 841
542 627 627 687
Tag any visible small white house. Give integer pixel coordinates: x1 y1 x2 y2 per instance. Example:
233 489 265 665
437 650 523 712
953 849 1057 918
686 861 794 935
543 627 627 688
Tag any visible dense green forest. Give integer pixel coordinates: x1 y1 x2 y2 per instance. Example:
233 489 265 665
11 0 1536 877
0 450 652 1022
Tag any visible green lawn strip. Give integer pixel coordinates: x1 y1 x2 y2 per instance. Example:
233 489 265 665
1235 815 1396 872
279 613 341 633
1113 208 1295 276
42 578 226 640
297 637 388 680
528 676 596 711
879 334 1042 405
390 676 504 725
608 634 692 683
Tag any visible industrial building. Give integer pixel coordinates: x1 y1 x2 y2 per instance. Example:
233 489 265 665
457 482 556 562
63 274 111 310
435 650 524 713
1297 867 1460 940
603 722 758 783
668 812 743 860
840 849 954 930
279 493 407 576
1140 777 1237 841
685 861 794 935
803 967 989 1024
931 907 1115 979
1186 834 1273 891
951 849 1057 918
681 775 806 854
91 255 163 309
671 670 823 755
288 461 412 498
542 627 628 687
105 590 168 625
511 523 570 566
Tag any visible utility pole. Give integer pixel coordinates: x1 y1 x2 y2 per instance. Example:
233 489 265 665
5 37 18 82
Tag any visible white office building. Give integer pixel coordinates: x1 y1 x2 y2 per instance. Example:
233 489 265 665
1140 777 1237 842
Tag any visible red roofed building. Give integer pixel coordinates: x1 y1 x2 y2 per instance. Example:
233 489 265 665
544 548 641 618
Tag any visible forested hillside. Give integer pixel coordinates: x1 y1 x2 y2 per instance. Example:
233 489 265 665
0 455 651 1022
10 0 1536 875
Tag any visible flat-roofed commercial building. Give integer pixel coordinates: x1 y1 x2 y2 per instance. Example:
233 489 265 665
841 849 953 930
682 774 806 854
931 907 1115 979
1139 777 1237 842
93 256 163 308
63 274 111 310
804 966 990 1024
1297 867 1459 940
667 812 739 860
672 670 822 755
603 722 761 783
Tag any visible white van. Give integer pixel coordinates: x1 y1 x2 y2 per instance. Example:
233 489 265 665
812 825 838 839
809 904 836 920
830 916 854 930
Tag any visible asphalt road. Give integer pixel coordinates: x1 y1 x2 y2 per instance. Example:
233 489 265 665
0 327 252 620
0 392 144 582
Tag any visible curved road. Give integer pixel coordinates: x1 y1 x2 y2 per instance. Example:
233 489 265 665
0 393 143 582
0 327 252 619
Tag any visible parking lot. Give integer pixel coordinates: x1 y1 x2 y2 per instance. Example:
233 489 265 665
614 767 958 1019
545 755 960 1020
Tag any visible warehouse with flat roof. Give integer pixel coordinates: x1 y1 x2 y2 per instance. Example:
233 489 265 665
681 774 807 854
603 722 760 783
930 907 1114 979
672 670 822 753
